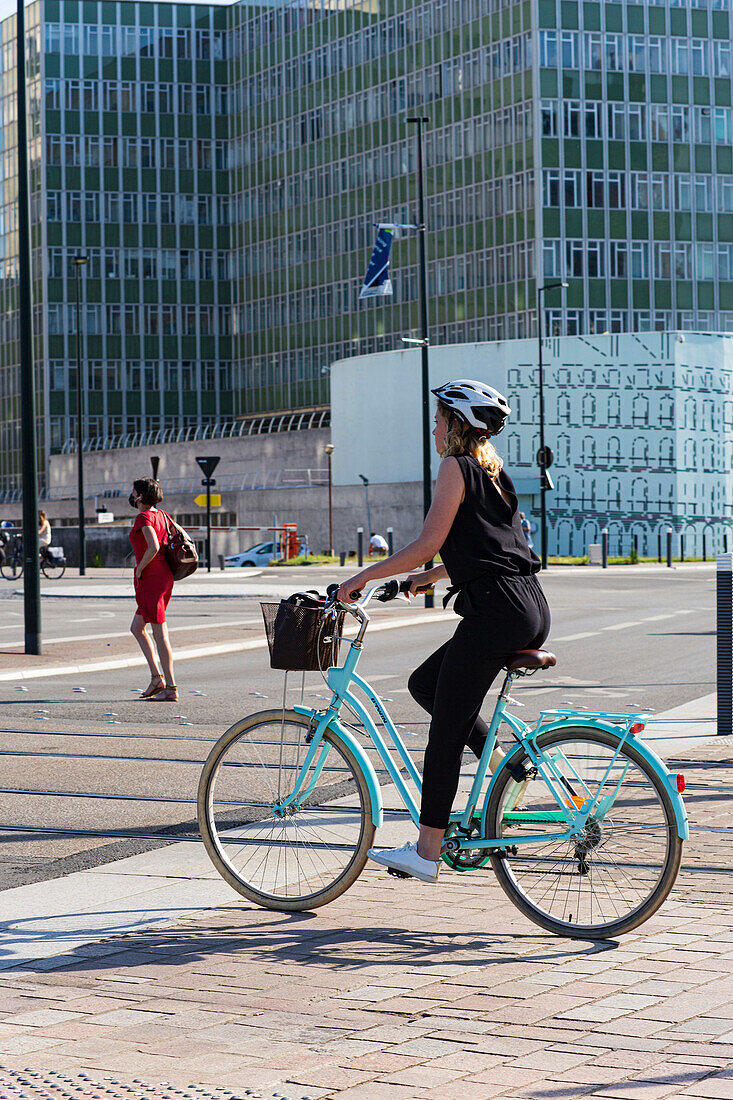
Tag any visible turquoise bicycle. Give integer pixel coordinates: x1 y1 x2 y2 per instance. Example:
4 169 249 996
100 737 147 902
198 582 688 939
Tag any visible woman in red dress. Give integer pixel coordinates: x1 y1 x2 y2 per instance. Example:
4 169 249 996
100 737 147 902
128 477 177 701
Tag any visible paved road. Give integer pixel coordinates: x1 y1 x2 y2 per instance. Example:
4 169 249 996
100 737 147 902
0 565 716 890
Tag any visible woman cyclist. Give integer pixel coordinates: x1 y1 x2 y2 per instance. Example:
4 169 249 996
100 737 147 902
337 379 551 883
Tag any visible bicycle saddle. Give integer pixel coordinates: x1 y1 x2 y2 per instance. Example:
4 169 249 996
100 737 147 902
505 649 556 672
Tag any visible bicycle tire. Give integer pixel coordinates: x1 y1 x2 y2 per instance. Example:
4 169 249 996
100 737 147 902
0 558 23 580
485 726 683 940
198 709 375 911
41 558 66 579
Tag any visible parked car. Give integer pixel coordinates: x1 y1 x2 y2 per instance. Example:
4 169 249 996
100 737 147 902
224 541 277 568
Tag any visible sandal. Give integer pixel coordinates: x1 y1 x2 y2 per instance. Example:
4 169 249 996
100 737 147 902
140 674 164 699
148 684 178 702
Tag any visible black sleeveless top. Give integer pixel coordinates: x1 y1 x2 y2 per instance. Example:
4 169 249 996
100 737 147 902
440 455 541 586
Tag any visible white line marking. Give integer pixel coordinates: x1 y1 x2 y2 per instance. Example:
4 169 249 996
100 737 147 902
0 612 454 682
0 618 262 649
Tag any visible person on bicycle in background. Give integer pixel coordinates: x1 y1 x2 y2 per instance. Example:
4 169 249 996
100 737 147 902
337 379 551 884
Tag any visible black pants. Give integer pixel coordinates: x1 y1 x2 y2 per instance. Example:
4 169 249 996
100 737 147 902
408 573 551 830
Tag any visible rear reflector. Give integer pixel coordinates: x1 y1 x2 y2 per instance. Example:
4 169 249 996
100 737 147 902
629 722 645 735
677 774 685 793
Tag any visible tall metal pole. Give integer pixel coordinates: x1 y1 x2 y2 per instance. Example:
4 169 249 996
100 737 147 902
536 282 567 570
537 289 547 571
407 116 434 608
72 256 88 576
325 444 334 555
17 0 41 654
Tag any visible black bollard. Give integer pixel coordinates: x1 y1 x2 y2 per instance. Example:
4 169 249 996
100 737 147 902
680 534 685 563
658 530 662 563
357 527 363 567
387 527 394 555
339 551 346 567
666 527 673 568
601 528 608 569
703 532 707 562
718 553 733 735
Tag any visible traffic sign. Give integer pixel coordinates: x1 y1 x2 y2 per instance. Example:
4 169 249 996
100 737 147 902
536 445 554 469
196 455 220 479
195 493 221 508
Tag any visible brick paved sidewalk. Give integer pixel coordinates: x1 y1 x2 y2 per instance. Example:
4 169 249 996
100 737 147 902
0 742 731 1100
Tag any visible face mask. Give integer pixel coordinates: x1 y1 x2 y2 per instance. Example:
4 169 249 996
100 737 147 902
129 493 138 508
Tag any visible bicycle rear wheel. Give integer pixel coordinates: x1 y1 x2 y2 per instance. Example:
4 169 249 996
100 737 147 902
41 557 66 579
197 709 375 911
485 727 683 939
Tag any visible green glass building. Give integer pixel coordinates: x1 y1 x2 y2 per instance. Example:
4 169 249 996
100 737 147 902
2 0 733 495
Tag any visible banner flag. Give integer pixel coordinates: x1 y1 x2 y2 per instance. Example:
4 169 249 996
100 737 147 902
359 226 395 299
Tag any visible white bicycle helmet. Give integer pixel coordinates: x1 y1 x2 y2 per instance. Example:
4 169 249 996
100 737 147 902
432 378 511 435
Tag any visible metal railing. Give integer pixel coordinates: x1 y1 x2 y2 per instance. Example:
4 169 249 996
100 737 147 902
58 408 330 455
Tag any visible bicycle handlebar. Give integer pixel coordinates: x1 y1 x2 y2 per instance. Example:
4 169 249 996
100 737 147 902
324 578 412 614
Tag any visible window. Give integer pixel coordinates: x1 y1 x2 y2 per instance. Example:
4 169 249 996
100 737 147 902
566 240 584 277
695 175 713 213
541 100 557 137
697 243 716 281
563 100 580 138
674 174 692 211
654 242 672 279
714 41 731 79
672 39 689 76
564 170 580 207
675 242 692 280
651 174 669 210
718 176 733 213
631 242 649 280
539 31 557 68
630 172 649 210
608 103 625 141
584 33 602 71
606 34 623 72
587 241 605 278
691 40 708 77
560 31 578 69
543 169 560 207
585 101 602 139
584 170 603 208
671 106 690 144
543 240 561 278
628 36 646 73
648 37 664 74
610 241 628 278
607 172 625 209
629 104 646 142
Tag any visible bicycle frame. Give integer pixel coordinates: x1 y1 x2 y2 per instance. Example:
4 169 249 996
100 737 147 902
283 605 688 850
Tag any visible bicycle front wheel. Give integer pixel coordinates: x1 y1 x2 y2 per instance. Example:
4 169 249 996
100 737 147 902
197 709 375 911
485 727 683 939
0 557 23 580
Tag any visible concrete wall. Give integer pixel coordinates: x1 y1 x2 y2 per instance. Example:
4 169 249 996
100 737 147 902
48 427 330 495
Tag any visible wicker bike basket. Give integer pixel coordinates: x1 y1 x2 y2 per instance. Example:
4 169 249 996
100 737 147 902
261 599 345 672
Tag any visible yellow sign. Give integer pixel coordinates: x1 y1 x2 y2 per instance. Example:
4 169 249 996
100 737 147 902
194 493 221 508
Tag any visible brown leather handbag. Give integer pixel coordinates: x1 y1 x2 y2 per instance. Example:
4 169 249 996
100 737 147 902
161 511 199 580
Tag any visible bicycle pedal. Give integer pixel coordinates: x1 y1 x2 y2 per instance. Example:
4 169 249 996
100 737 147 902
386 867 412 879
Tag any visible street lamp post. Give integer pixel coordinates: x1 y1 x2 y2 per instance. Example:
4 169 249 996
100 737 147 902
71 255 89 576
325 444 334 555
406 115 434 607
536 281 568 569
358 474 371 537
17 0 42 653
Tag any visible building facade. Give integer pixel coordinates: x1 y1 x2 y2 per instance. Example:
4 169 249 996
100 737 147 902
3 0 733 496
331 332 733 558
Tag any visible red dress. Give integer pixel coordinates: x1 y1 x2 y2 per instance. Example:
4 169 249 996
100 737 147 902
129 509 174 624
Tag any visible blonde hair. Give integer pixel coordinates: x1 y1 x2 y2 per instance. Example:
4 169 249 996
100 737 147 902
437 399 503 479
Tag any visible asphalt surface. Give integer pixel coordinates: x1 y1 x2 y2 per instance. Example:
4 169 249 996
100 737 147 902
0 563 716 891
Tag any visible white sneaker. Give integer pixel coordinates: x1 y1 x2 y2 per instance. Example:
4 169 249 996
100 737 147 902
367 840 440 883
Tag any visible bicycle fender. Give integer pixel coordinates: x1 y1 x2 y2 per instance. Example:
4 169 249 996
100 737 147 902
293 705 383 828
490 720 688 842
